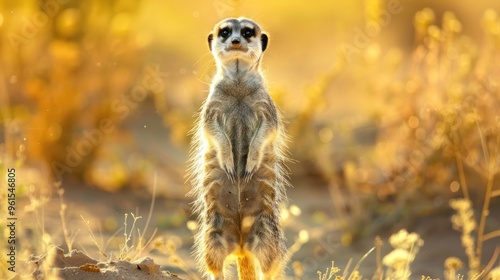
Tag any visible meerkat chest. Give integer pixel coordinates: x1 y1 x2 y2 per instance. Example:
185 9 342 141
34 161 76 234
221 98 260 134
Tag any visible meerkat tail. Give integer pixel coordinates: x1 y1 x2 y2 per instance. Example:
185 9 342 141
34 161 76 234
237 254 257 280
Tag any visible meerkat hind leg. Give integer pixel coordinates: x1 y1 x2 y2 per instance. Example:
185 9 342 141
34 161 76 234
203 215 235 280
252 214 287 280
204 243 226 280
204 175 241 279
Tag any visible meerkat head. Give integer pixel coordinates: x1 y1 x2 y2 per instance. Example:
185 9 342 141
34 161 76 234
208 17 268 67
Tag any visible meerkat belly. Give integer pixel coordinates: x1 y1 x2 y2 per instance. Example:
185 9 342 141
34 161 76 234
233 102 272 214
219 102 266 213
222 101 256 175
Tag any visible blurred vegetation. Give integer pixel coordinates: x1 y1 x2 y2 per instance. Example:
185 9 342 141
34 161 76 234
1 0 500 238
317 7 500 238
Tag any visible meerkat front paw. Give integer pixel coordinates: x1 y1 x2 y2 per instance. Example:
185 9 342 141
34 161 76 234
219 149 236 183
244 148 262 182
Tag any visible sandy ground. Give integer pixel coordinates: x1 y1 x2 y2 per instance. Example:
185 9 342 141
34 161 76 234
28 247 182 279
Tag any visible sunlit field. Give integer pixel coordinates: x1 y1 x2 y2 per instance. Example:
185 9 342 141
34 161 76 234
1 0 500 279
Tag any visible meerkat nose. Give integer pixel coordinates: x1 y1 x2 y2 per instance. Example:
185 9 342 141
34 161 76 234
231 38 241 45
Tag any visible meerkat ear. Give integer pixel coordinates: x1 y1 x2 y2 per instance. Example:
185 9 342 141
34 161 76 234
261 33 268 51
208 33 213 51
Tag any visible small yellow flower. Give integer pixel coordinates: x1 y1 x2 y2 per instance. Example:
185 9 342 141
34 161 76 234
298 230 309 243
445 257 464 270
292 261 304 277
382 248 410 268
487 266 500 280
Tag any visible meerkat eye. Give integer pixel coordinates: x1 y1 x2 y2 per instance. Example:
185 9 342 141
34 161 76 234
219 28 231 38
242 28 254 38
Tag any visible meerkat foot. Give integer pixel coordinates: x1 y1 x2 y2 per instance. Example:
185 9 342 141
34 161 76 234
205 253 225 280
209 275 224 280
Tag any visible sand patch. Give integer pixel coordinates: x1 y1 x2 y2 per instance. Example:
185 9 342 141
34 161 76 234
28 247 183 280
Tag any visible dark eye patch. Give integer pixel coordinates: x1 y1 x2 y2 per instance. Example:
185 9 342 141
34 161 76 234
219 27 231 38
241 27 254 38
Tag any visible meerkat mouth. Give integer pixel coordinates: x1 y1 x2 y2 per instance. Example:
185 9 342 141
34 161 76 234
225 46 249 52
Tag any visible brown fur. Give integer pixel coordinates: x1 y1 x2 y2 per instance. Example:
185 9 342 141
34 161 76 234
188 18 290 280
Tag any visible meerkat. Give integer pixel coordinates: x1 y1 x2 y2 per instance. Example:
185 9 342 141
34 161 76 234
188 17 290 280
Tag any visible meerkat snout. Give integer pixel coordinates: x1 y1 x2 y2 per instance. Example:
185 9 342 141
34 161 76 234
231 37 241 46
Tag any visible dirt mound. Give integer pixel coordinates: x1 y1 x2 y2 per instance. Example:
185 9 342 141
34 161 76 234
28 247 183 280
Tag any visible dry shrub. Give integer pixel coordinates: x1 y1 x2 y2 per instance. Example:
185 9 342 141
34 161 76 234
294 7 500 236
1 1 149 188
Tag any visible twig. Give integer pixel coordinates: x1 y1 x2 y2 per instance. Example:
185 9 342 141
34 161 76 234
476 146 496 267
80 215 107 258
142 169 157 239
454 150 470 201
482 245 500 277
483 230 500 242
350 247 374 279
130 170 160 260
374 236 383 280
57 186 79 252
342 258 353 279
475 119 489 168
491 190 500 198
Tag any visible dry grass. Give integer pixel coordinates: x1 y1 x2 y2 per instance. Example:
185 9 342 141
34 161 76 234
302 7 500 240
2 172 195 279
294 5 500 279
309 226 497 280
